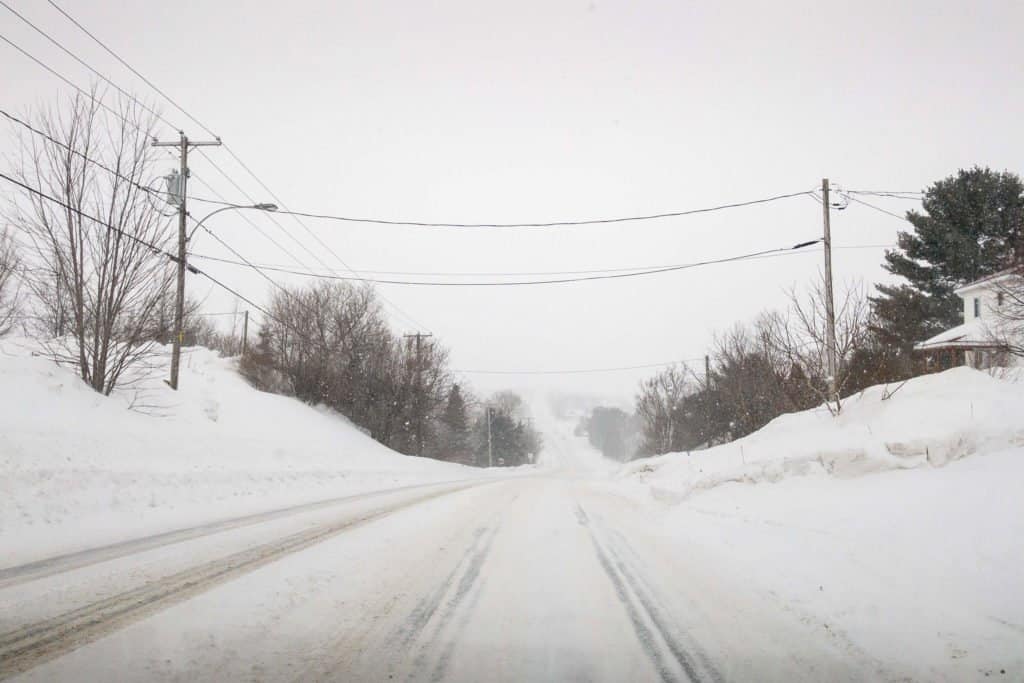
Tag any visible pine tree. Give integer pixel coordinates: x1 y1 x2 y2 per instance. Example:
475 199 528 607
440 384 471 464
871 166 1024 352
240 326 278 391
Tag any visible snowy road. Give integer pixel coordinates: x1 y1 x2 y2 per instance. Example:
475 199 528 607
0 474 901 683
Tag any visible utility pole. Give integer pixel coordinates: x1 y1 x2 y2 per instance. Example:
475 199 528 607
403 332 433 456
821 178 838 410
153 131 221 390
486 406 493 468
241 310 249 356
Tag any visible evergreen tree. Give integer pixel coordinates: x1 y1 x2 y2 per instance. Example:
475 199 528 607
871 167 1024 352
240 326 281 392
440 384 471 463
470 393 542 467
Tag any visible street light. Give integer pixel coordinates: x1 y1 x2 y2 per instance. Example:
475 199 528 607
187 203 278 242
166 202 277 390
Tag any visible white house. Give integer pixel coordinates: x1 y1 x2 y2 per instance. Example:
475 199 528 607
914 268 1023 369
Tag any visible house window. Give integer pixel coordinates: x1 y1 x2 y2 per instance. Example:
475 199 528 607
974 297 981 318
997 291 1005 306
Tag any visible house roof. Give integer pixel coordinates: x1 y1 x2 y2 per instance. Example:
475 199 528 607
914 318 1008 351
954 267 1023 297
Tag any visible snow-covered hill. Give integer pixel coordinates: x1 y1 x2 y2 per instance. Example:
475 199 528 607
0 340 476 567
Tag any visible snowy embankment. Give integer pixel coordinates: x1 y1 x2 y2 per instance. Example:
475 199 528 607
615 368 1024 679
619 367 1024 502
0 340 477 567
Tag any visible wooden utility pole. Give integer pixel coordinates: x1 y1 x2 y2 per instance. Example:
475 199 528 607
152 132 221 390
486 406 493 468
403 332 433 456
241 310 249 356
821 178 838 409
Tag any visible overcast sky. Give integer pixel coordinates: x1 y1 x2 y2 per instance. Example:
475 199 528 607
4 0 1023 405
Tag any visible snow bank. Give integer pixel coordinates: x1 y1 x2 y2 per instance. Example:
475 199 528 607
611 368 1024 676
0 339 476 566
619 367 1024 502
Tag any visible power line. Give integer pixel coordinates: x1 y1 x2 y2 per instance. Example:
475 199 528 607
186 239 823 287
0 32 138 128
186 174 314 269
3 3 396 329
0 105 322 291
0 21 400 329
845 189 923 198
37 1 430 332
0 171 172 256
455 357 706 375
0 107 173 201
188 190 815 229
191 268 276 323
0 1 171 128
843 194 911 222
201 147 434 331
43 0 217 138
0 171 283 329
0 16 320 273
187 242 892 280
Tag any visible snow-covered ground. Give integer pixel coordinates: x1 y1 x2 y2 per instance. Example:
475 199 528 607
611 367 1024 680
2 345 1022 681
0 340 477 567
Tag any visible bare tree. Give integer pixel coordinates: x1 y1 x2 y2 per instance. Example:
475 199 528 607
765 277 871 413
989 271 1024 359
6 89 173 394
635 363 691 455
0 227 23 336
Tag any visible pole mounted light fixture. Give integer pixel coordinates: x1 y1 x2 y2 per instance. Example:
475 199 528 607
187 203 278 243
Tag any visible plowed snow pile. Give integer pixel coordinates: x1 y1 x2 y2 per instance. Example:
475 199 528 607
0 340 475 566
619 367 1024 501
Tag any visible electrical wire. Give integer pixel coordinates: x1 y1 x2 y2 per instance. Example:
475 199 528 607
184 239 823 287
186 174 313 269
0 32 144 131
845 190 923 198
0 171 283 329
187 242 893 280
0 24 419 328
44 0 217 138
0 1 171 128
0 171 173 256
0 106 318 290
185 190 815 229
3 5 416 329
0 107 173 201
842 194 911 222
455 358 706 376
37 1 430 331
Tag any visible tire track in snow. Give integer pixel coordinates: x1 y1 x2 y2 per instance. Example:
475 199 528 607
576 503 721 683
294 499 506 683
422 526 497 682
0 483 482 681
398 522 499 680
601 525 724 683
0 478 485 589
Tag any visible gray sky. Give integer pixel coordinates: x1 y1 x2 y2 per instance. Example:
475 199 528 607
4 0 1023 403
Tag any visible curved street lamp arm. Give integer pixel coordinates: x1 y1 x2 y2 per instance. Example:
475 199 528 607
185 203 276 243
